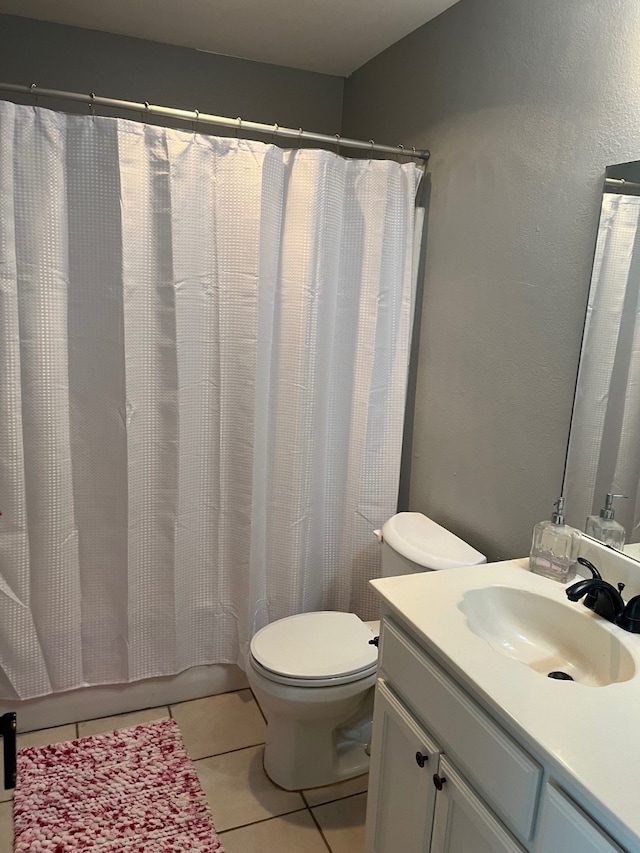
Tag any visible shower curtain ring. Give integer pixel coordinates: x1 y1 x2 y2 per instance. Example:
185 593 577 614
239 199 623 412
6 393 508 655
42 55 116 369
397 143 405 163
272 123 279 145
89 92 96 119
335 134 341 156
193 109 200 134
30 82 38 108
236 117 242 139
369 139 375 162
298 127 304 150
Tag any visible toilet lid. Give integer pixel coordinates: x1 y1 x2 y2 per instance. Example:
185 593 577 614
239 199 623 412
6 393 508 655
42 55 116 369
250 612 378 680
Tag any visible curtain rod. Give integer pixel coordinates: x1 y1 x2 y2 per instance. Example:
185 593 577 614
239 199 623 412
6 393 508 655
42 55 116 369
0 82 430 162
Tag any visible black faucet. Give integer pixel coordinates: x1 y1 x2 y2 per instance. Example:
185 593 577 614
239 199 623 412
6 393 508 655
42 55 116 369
574 557 602 612
618 596 640 633
566 559 640 633
566 578 625 622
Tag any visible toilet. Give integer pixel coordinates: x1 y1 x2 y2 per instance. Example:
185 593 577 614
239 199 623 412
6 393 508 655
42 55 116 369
246 512 486 790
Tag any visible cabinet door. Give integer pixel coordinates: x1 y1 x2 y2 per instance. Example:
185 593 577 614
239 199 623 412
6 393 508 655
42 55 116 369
380 617 541 841
535 785 625 853
430 758 526 853
365 678 441 853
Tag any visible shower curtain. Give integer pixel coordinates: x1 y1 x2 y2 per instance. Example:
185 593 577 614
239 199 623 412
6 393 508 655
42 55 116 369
564 192 640 543
0 100 421 700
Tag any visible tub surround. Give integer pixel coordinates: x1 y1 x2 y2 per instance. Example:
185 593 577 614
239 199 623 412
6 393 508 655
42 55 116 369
0 665 248 733
369 543 640 851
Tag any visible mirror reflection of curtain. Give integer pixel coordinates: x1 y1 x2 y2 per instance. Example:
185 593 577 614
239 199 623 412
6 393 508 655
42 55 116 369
0 100 421 700
564 193 640 543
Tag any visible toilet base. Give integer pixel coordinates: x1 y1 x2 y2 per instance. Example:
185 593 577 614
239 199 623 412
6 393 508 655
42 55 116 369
247 657 376 791
263 699 374 791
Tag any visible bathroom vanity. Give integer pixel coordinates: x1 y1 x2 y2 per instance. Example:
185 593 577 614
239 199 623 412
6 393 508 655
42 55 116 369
365 556 640 853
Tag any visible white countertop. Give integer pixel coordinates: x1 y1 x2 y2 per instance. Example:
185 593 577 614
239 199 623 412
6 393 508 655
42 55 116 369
370 559 640 852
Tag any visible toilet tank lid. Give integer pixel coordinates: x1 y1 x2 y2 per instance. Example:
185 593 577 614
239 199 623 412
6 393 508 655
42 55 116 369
382 512 486 570
250 612 377 680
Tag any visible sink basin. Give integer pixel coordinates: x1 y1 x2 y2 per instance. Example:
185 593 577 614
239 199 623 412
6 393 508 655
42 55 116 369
459 586 636 686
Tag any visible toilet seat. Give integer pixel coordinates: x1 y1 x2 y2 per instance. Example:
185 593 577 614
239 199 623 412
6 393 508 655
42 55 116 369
249 612 378 688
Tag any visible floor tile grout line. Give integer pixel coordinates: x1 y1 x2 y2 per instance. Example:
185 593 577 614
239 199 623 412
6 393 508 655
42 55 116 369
307 804 334 852
189 735 367 804
19 732 269 765
217 804 313 835
304 788 369 809
64 687 253 725
17 712 171 739
29 685 254 733
248 687 268 725
168 685 253 709
23 687 259 737
67 704 173 729
190 740 267 762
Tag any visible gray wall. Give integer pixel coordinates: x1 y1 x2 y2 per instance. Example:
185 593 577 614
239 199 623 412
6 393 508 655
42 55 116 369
6 4 640 563
343 0 640 560
0 14 343 134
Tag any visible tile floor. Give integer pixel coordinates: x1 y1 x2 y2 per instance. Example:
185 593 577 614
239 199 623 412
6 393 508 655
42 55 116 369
0 688 368 852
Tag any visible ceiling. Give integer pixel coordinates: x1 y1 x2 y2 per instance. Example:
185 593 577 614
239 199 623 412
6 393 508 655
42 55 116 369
0 0 460 77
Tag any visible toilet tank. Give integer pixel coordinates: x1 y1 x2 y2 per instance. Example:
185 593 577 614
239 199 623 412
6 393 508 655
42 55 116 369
380 512 486 577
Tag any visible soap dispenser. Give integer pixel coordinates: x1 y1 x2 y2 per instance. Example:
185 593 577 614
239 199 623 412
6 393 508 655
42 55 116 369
529 497 581 583
585 493 627 550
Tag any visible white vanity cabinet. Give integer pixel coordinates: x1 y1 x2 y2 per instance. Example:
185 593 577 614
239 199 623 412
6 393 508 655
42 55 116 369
366 675 526 853
430 758 526 853
365 678 441 853
366 614 630 853
535 786 625 853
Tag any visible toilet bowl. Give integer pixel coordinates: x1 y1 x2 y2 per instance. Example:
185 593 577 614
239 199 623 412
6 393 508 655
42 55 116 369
246 512 486 790
248 611 378 791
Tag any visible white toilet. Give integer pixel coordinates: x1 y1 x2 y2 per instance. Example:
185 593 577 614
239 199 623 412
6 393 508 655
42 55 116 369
246 512 486 790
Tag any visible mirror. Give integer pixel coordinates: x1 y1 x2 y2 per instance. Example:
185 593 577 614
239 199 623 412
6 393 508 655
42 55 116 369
564 160 640 558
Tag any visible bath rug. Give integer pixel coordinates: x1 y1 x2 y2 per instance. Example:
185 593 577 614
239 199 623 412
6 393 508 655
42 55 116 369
13 718 226 852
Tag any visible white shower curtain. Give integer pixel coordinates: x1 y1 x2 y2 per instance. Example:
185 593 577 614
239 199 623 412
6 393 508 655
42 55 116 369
564 192 640 543
0 101 421 700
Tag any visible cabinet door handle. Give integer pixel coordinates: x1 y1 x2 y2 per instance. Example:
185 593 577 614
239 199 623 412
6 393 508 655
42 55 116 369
415 751 429 768
432 773 446 791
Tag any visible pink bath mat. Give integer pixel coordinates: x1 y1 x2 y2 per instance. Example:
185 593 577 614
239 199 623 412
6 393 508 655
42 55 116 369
13 718 226 852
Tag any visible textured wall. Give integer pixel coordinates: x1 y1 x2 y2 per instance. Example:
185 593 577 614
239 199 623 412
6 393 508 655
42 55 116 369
0 14 344 134
343 0 640 560
5 4 640 563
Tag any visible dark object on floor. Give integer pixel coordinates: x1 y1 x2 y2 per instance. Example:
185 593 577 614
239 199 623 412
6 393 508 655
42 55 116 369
1 712 16 789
